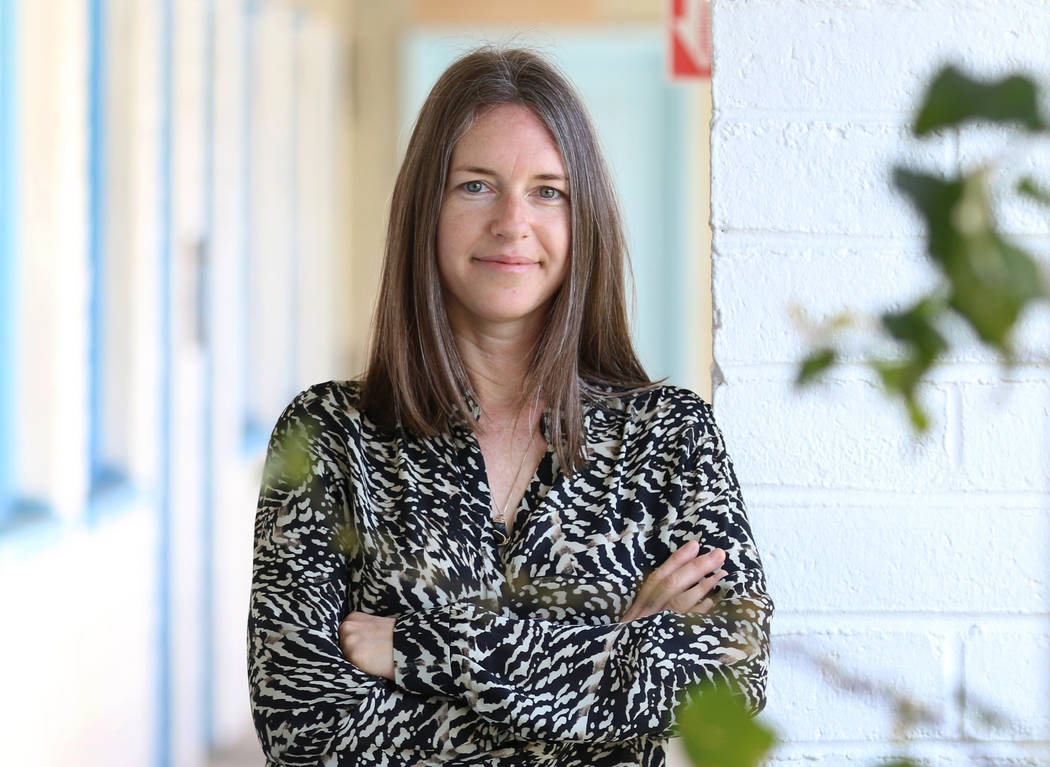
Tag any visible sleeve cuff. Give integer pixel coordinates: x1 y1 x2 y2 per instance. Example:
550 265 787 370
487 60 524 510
393 605 465 698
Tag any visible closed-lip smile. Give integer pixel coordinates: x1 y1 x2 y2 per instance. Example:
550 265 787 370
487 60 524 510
475 255 537 265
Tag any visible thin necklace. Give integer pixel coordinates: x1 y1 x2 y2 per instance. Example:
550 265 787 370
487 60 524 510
490 395 539 547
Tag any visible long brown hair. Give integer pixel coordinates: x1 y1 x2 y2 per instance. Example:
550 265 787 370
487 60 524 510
360 46 657 474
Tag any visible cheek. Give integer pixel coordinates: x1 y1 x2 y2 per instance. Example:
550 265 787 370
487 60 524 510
437 205 475 256
435 210 459 279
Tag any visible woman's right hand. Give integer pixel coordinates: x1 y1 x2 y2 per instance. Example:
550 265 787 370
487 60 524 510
618 541 727 623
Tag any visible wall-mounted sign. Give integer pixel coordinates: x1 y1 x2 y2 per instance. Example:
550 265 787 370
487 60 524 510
669 0 712 79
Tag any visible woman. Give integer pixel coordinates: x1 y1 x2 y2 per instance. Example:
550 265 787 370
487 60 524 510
248 47 772 766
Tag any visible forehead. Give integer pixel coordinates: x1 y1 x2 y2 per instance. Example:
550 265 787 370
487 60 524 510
451 104 566 170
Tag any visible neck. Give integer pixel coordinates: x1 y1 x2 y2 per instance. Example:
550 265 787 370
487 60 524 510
458 332 536 418
449 320 543 424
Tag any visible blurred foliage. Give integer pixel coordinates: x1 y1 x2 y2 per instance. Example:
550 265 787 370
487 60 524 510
913 66 1047 135
262 417 317 490
768 642 1018 767
677 679 776 767
264 417 363 558
796 65 1050 431
725 64 1041 767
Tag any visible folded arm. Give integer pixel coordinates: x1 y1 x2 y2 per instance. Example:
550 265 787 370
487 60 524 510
248 390 512 764
392 401 773 743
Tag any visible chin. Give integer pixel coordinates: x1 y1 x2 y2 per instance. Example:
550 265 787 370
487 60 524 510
472 301 549 326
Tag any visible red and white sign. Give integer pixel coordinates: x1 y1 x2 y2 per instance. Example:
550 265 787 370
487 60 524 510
669 0 712 79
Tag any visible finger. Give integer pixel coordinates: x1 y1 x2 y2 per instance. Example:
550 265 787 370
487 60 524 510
657 544 723 596
688 597 716 615
697 547 726 574
669 569 727 613
645 544 724 615
678 548 726 592
338 623 355 646
622 543 725 623
631 540 701 616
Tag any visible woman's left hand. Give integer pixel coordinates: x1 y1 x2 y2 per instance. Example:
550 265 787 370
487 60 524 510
338 611 396 680
619 541 727 623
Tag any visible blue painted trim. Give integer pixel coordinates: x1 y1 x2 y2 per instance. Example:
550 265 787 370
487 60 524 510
241 420 269 455
88 0 106 492
0 498 60 549
200 0 217 752
85 0 136 525
0 0 18 523
239 1 266 457
0 497 63 566
156 0 174 765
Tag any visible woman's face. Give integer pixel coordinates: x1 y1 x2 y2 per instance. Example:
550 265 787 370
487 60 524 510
436 103 571 337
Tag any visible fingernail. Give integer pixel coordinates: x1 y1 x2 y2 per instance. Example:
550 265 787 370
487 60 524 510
717 569 728 578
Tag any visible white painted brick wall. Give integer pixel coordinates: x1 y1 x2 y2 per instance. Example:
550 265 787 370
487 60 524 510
710 118 952 236
963 628 1050 740
710 1 1050 763
719 377 951 491
713 236 1050 367
766 630 956 741
751 504 1050 614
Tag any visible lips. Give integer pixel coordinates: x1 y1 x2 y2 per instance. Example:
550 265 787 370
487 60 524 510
475 255 537 265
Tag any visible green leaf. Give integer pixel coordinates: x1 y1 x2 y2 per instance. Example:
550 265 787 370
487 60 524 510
872 296 947 417
871 359 932 432
893 167 1047 351
893 167 965 257
947 234 1043 349
913 65 1048 136
880 297 948 362
677 681 776 767
796 347 837 386
1017 176 1050 207
904 396 930 433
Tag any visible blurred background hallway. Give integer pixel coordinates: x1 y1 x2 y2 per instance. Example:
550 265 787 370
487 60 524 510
0 1 712 765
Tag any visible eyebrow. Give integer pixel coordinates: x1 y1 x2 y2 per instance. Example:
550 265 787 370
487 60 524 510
450 165 568 183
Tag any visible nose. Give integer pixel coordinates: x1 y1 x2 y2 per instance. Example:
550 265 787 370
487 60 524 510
490 193 529 239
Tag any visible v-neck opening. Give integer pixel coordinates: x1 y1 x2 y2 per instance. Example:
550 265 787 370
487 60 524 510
501 448 558 556
463 427 557 556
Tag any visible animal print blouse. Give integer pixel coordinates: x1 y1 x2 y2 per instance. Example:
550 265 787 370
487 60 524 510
248 379 772 766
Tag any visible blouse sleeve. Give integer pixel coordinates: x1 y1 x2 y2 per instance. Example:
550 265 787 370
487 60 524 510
391 401 773 744
248 391 510 765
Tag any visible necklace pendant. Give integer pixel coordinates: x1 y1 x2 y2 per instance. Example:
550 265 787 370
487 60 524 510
492 519 509 547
